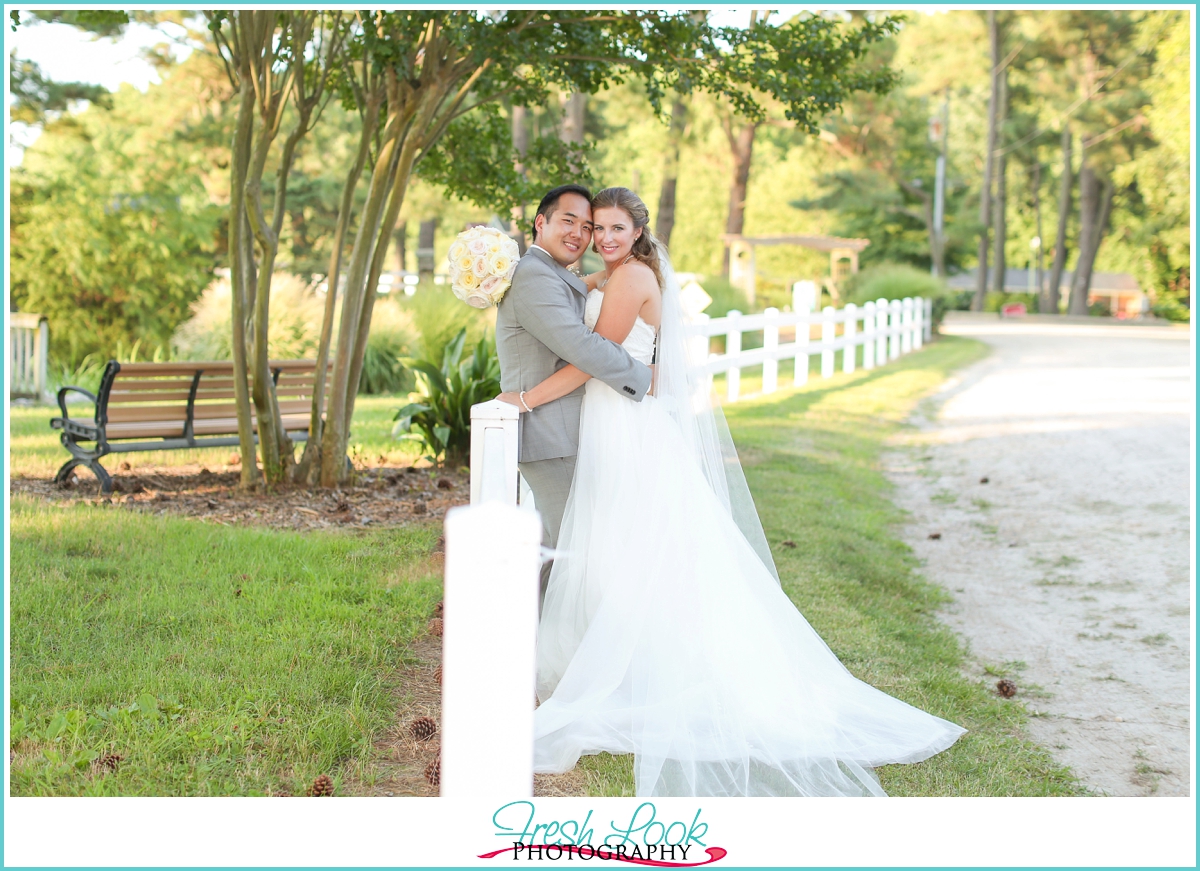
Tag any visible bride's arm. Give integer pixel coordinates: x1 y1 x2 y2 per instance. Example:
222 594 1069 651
498 266 652 412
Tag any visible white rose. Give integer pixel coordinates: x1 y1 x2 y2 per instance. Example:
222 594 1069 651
468 237 488 255
459 269 480 290
486 251 512 276
472 256 489 277
448 240 467 262
465 290 492 308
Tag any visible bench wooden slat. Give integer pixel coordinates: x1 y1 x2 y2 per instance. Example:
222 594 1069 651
106 399 315 424
108 386 324 403
105 413 313 441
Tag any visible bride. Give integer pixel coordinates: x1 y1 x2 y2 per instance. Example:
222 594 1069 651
498 187 965 796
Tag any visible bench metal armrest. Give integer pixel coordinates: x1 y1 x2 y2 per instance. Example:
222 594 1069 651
55 386 98 423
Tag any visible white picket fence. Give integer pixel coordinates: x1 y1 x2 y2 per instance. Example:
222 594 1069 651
441 287 935 795
689 284 934 403
9 312 50 402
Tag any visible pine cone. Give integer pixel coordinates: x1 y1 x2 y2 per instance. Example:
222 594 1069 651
424 754 441 787
433 665 442 685
996 678 1017 698
780 540 797 549
437 477 453 490
98 753 123 771
409 716 438 741
433 600 444 617
427 617 443 637
306 774 335 796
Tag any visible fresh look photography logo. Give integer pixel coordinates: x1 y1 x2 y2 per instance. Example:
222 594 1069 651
479 801 727 865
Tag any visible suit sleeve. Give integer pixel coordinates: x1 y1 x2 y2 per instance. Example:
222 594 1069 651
510 264 652 401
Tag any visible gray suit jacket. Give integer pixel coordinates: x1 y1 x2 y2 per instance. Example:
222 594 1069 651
496 246 652 462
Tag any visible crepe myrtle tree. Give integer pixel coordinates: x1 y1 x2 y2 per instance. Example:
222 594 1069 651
298 9 903 487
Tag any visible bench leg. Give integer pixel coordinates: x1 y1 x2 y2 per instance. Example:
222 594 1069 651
55 457 114 495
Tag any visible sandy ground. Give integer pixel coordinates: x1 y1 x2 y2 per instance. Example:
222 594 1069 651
885 314 1192 796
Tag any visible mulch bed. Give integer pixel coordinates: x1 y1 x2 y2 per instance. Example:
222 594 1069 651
11 459 471 531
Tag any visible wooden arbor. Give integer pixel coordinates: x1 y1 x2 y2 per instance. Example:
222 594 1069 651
721 234 870 306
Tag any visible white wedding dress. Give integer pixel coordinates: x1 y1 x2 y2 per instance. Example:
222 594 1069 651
533 283 965 797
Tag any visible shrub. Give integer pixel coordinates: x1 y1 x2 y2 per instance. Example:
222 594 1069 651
392 328 501 468
171 275 417 395
844 264 954 328
695 275 752 316
401 282 489 364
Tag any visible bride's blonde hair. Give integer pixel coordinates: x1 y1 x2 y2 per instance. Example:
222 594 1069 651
590 187 664 289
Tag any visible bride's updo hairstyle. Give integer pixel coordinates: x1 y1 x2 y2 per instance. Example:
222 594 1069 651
590 187 664 289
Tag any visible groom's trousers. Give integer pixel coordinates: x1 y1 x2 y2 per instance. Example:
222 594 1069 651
517 455 577 612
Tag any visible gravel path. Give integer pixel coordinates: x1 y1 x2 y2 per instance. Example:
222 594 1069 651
886 314 1192 796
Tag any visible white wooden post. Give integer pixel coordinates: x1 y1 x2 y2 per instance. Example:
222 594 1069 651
470 400 520 505
762 307 779 394
901 298 914 354
820 306 836 379
875 297 889 366
793 283 815 387
913 297 924 350
862 301 876 370
441 501 542 797
9 312 49 401
842 303 857 374
888 299 902 361
924 298 934 342
725 310 742 403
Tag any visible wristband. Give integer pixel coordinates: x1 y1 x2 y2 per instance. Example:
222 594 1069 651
519 391 533 413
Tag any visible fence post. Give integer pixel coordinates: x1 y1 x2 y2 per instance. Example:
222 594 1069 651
913 297 924 350
901 298 914 354
441 501 541 796
725 310 742 403
792 283 814 387
862 301 876 370
820 306 836 379
888 299 902 361
842 303 857 374
36 319 49 399
470 400 521 506
762 307 779 394
875 297 889 366
924 298 934 342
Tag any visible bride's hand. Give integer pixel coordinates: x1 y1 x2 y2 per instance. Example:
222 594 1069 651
496 391 527 412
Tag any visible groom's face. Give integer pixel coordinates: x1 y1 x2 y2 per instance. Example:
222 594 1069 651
535 193 593 267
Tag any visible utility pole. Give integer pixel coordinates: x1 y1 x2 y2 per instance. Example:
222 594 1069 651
931 88 950 277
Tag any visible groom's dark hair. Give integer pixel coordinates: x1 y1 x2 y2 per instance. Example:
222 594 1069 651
532 184 593 241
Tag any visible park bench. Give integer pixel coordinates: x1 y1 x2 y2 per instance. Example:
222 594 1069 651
50 359 330 494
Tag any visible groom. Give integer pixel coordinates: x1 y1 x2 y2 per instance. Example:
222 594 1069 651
495 184 653 602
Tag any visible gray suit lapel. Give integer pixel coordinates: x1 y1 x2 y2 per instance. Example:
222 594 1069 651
526 246 588 298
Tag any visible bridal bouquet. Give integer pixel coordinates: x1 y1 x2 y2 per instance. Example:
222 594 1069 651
448 227 520 309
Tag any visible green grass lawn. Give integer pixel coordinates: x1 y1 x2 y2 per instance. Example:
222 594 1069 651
8 497 442 795
577 335 1084 796
9 335 1084 796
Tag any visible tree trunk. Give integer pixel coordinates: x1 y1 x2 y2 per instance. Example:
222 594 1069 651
1033 160 1045 308
655 95 687 247
394 221 407 272
510 104 528 252
295 83 381 486
973 10 1000 311
417 218 438 278
991 68 1008 294
228 67 260 490
721 120 758 276
1047 126 1073 315
1069 163 1113 315
560 92 585 144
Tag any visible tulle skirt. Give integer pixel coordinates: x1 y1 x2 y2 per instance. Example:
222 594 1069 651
533 379 966 796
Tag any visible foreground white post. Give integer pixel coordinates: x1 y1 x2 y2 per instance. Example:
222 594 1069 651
875 297 888 366
862 301 876 370
842 303 857 374
725 310 742 402
820 306 836 379
762 307 779 394
470 400 520 506
888 299 902 361
441 501 542 797
792 283 815 386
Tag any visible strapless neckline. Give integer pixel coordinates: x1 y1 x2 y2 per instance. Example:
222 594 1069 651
585 289 656 365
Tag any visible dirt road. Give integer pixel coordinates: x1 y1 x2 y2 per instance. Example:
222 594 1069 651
886 314 1192 796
